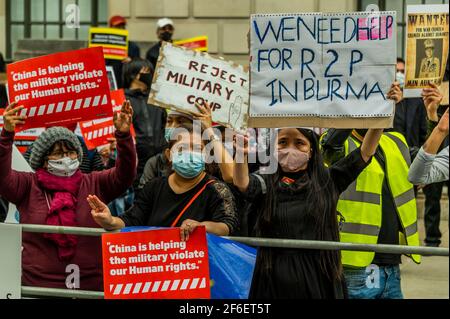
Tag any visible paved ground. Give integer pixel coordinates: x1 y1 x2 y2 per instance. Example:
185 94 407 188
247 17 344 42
401 220 449 299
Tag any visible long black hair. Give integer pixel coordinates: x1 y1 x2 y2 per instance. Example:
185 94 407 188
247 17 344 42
255 128 343 282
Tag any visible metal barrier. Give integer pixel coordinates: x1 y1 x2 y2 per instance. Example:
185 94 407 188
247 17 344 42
12 224 449 298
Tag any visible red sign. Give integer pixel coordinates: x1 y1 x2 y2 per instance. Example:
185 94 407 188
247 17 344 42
102 227 210 299
1 109 44 153
79 89 125 149
7 47 112 132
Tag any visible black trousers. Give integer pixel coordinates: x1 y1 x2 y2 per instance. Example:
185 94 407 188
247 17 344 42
422 182 445 246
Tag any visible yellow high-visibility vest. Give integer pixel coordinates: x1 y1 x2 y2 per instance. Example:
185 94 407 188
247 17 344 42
337 132 421 267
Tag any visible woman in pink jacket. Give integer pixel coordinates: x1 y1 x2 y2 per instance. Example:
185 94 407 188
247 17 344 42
0 101 137 291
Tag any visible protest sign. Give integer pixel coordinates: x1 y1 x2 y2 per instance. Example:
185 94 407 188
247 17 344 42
102 227 210 299
404 5 449 98
89 27 129 60
7 47 112 132
79 89 129 149
14 128 46 153
149 42 249 132
0 110 43 152
249 11 397 128
174 36 208 52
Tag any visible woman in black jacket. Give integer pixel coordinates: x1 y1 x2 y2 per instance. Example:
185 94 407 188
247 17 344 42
123 58 167 184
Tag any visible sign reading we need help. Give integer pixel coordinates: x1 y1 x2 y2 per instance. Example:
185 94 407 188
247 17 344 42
7 47 112 132
102 227 210 299
149 42 249 132
89 27 129 60
250 11 397 128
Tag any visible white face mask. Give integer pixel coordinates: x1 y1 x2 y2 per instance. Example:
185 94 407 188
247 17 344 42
396 72 405 87
47 157 80 177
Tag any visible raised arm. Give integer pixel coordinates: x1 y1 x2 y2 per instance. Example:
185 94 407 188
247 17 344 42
95 100 137 202
409 109 449 185
0 102 32 204
358 82 403 162
233 134 250 193
194 102 234 183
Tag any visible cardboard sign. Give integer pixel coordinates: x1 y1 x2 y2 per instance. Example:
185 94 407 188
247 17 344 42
89 27 129 60
250 12 397 128
102 227 210 299
79 89 127 149
149 42 249 132
174 36 208 52
7 47 112 132
404 5 449 98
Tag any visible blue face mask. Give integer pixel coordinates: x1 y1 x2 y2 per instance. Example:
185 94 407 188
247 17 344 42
165 127 175 142
172 151 205 179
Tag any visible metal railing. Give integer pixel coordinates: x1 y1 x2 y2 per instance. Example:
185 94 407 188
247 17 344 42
13 223 449 299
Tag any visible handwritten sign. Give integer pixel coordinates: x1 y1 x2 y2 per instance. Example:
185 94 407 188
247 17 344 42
250 12 397 128
6 47 112 132
102 227 210 299
149 42 249 132
89 27 129 60
404 5 449 98
174 36 208 52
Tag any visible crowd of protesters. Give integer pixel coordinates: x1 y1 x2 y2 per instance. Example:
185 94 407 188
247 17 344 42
0 15 448 299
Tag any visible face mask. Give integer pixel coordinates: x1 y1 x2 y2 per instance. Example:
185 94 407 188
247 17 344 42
277 148 310 173
47 157 80 177
139 72 153 89
396 72 405 87
160 31 173 42
165 127 175 142
172 151 205 179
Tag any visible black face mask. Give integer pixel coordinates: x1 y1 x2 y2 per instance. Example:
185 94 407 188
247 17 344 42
138 73 153 89
160 31 173 42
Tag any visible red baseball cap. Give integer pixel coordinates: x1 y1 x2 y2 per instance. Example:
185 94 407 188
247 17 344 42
109 15 127 27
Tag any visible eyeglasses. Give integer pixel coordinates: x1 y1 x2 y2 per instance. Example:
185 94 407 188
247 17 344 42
47 150 78 159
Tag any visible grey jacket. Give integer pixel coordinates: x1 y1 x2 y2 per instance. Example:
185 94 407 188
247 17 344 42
408 146 449 185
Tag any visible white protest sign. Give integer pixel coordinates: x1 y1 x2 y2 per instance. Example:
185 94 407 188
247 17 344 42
0 223 22 299
250 11 397 128
149 42 249 132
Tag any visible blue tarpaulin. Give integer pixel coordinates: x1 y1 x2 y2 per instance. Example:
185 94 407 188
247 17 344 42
120 227 257 299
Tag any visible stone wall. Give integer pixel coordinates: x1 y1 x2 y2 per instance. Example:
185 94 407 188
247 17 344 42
108 0 357 66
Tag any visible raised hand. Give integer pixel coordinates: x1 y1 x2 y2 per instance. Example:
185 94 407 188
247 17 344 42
387 82 403 104
113 100 133 133
3 102 26 132
194 101 213 129
422 83 443 122
87 194 114 229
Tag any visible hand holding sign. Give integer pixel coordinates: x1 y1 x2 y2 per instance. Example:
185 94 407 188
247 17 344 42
422 83 444 121
180 219 202 242
113 100 133 133
3 102 27 132
193 101 213 129
386 82 403 104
